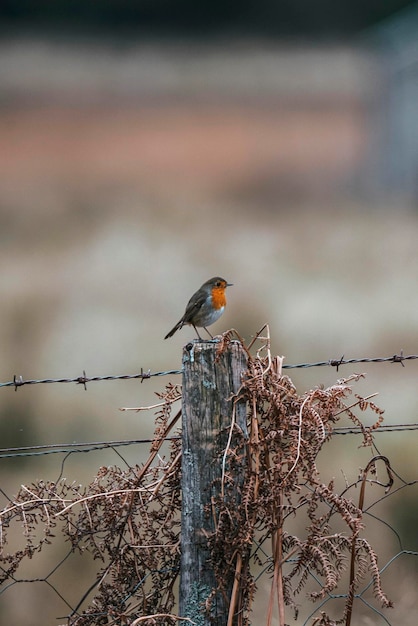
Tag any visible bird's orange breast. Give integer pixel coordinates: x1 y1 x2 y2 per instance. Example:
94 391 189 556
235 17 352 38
211 286 227 310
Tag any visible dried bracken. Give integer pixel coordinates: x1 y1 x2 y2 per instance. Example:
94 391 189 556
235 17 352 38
0 385 182 625
0 330 393 625
206 326 391 625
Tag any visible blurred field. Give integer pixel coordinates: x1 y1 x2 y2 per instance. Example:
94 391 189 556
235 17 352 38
0 38 417 624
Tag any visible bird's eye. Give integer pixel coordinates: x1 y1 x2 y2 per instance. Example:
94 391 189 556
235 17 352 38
216 281 222 287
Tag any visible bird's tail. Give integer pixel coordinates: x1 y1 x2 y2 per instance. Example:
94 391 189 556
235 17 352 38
164 319 184 339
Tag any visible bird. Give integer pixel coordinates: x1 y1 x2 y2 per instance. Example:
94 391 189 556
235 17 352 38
164 276 233 340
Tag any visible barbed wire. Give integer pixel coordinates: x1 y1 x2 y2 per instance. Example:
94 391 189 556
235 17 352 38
282 350 417 369
0 351 416 391
0 367 181 390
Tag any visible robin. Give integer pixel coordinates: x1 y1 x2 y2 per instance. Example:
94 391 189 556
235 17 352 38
164 276 233 340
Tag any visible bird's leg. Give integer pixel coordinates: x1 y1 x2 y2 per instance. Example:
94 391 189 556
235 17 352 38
203 327 214 339
193 325 204 340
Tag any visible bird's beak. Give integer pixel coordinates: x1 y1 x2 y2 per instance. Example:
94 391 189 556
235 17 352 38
227 282 233 287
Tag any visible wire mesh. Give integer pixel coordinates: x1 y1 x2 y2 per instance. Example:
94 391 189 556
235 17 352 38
0 343 417 625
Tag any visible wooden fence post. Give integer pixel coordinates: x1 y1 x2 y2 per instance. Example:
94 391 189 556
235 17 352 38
179 339 248 625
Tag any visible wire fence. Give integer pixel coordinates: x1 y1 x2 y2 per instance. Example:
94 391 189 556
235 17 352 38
1 350 417 391
0 346 417 625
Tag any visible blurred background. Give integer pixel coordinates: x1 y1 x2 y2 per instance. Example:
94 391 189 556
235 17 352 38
0 1 418 624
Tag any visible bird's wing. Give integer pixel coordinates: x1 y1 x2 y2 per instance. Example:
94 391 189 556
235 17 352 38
183 290 207 323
